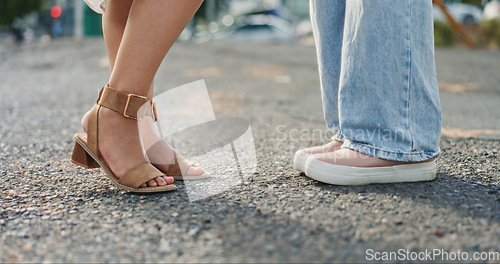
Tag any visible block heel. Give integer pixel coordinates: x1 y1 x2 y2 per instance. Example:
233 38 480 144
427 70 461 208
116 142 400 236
71 141 100 169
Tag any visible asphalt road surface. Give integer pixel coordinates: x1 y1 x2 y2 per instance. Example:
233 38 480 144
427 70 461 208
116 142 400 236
0 39 499 263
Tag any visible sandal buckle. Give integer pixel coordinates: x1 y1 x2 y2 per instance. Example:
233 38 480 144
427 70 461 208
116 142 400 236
123 93 148 119
151 99 158 122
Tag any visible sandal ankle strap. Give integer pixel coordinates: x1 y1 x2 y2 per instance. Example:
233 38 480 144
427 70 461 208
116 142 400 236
97 85 157 121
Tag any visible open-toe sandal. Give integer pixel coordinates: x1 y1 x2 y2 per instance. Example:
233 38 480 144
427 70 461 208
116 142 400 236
70 85 177 193
145 141 210 181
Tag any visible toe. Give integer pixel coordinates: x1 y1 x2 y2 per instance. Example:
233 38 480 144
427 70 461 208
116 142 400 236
155 177 166 186
147 179 158 187
187 166 204 176
163 176 174 185
140 183 147 188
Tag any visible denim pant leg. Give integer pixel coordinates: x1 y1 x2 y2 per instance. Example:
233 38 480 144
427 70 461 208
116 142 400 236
310 0 346 142
336 0 442 162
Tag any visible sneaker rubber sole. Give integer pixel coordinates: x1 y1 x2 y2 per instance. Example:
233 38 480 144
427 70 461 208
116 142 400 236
304 157 436 185
293 150 312 173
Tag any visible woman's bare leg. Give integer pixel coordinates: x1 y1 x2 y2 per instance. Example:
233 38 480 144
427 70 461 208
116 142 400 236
82 0 203 187
90 0 203 186
109 0 203 94
102 0 131 72
81 0 170 187
104 0 177 187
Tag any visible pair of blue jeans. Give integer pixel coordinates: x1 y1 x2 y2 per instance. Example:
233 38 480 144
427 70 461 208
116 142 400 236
310 0 442 162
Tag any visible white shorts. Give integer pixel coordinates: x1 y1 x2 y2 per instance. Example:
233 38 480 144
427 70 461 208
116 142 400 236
84 0 106 14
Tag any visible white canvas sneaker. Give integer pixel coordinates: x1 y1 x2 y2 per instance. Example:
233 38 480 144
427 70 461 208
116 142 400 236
293 141 343 173
304 148 437 185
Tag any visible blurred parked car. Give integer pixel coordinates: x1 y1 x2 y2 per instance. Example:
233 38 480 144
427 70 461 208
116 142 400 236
483 0 500 20
226 14 295 43
433 2 483 24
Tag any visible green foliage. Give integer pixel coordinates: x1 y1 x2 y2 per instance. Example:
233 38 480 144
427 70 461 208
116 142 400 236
0 0 46 25
434 18 500 49
434 21 456 47
479 19 500 47
442 0 482 7
460 0 482 7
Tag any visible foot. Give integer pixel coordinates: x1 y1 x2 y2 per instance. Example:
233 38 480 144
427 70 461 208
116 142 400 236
304 148 436 185
82 109 205 183
139 114 205 177
313 148 423 167
293 140 343 172
82 108 174 188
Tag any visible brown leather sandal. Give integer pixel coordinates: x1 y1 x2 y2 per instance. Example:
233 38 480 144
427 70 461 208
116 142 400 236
70 85 177 193
145 140 210 181
72 106 210 181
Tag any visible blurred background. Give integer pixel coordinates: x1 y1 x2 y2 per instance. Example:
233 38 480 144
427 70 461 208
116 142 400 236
0 2 499 262
0 0 499 48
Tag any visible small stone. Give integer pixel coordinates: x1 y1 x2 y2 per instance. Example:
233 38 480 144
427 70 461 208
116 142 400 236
22 244 32 252
264 244 275 253
434 230 444 237
188 226 201 237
